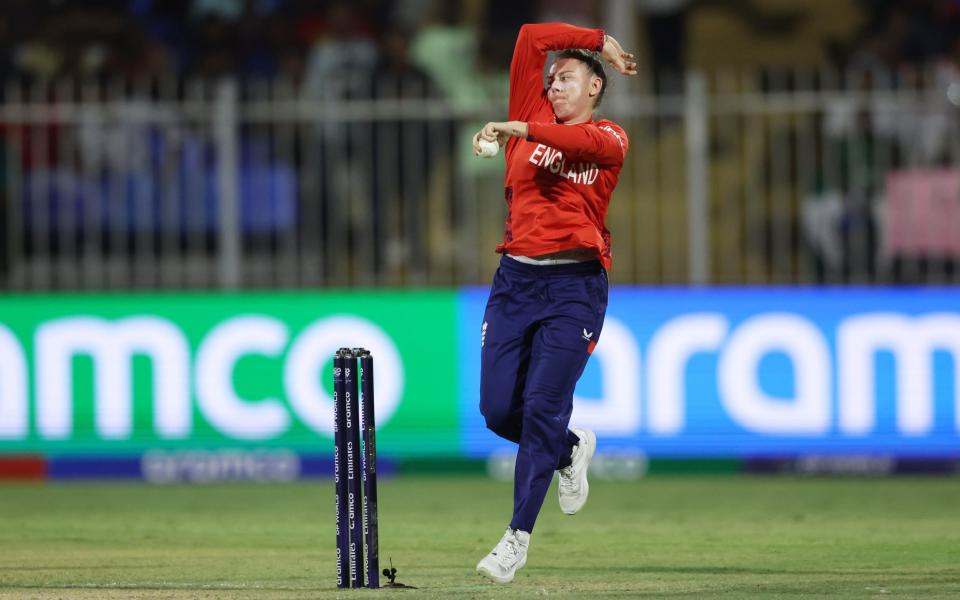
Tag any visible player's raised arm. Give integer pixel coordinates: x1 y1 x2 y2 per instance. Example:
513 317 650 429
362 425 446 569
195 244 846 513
508 23 606 122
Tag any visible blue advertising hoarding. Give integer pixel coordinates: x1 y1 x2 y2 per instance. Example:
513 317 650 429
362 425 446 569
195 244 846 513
459 288 960 458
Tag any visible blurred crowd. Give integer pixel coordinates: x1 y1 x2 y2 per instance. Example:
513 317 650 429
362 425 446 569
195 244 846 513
0 0 563 86
839 0 960 71
2 1 960 86
3 0 960 287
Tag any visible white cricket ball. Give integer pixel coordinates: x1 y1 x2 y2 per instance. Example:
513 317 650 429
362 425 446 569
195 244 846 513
477 138 500 158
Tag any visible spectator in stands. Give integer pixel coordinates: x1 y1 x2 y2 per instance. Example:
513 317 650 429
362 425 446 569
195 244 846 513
0 11 16 83
410 3 508 158
362 26 443 278
302 2 378 102
634 0 803 89
801 105 884 283
187 14 238 80
409 3 510 274
129 0 190 74
299 2 378 276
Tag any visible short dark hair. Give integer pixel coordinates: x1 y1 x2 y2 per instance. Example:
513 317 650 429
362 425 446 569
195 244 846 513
555 49 607 108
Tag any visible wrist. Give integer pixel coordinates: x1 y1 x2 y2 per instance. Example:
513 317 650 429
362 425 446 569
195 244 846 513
499 121 528 139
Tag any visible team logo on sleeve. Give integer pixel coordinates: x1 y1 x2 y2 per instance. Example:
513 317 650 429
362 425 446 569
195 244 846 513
600 125 625 153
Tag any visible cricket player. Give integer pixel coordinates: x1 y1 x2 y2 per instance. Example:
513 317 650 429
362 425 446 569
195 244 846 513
472 22 636 583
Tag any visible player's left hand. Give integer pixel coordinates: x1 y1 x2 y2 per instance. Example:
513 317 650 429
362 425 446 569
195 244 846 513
601 34 637 76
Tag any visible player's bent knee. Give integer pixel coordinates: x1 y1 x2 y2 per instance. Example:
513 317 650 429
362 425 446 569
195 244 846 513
480 404 520 440
482 409 508 434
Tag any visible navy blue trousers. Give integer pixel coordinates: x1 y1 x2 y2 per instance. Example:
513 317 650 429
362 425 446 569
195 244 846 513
479 255 608 533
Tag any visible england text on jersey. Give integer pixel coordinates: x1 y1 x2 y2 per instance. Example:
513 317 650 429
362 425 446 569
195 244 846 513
528 144 600 185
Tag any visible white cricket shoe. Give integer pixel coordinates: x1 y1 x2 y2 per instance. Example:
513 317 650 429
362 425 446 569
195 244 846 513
476 527 530 584
558 428 596 514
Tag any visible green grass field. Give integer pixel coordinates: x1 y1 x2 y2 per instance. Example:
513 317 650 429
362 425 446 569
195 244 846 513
1 476 959 598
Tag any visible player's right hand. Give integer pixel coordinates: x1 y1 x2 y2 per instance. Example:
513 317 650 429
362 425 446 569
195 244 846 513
472 129 491 156
601 34 637 76
473 124 505 156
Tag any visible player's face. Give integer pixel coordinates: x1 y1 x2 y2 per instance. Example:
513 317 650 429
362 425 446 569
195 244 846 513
547 58 599 123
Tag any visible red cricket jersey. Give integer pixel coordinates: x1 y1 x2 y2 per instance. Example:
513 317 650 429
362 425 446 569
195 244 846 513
496 23 629 271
